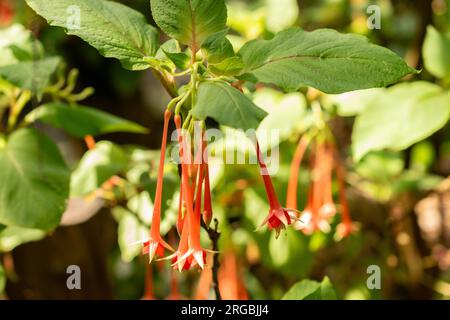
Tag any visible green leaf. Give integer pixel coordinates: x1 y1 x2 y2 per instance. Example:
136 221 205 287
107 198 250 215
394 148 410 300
316 277 337 300
282 280 320 300
153 39 185 71
352 82 450 162
26 102 148 138
113 205 149 263
163 50 190 70
0 128 70 230
150 0 227 49
192 81 268 131
202 30 235 64
0 57 60 99
325 88 385 117
423 26 450 80
0 226 46 252
0 24 44 67
25 0 159 71
254 88 307 150
71 141 128 196
209 56 245 76
201 31 245 75
239 28 417 94
282 277 337 300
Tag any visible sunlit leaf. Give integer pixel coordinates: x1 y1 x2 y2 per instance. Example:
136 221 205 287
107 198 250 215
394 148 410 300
26 0 159 70
352 82 450 161
26 102 148 138
239 28 417 93
0 128 70 230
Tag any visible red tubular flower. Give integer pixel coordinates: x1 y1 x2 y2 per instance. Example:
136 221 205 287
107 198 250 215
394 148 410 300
335 157 353 238
169 214 192 271
0 0 13 27
319 143 336 219
289 135 354 237
166 268 185 300
143 110 174 262
293 186 314 234
286 135 310 210
195 266 213 300
219 250 249 300
256 142 292 238
141 265 155 300
176 186 185 235
167 115 209 271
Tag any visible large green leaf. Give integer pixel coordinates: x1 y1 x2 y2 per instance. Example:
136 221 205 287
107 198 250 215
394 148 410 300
192 81 267 131
0 226 46 252
352 82 450 162
26 102 148 138
0 57 60 99
282 277 337 300
150 0 227 49
238 28 417 93
423 26 450 80
25 0 159 71
0 128 70 230
71 141 128 196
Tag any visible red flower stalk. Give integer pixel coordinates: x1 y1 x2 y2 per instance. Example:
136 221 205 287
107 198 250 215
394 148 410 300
84 135 97 150
165 268 185 300
195 265 213 300
256 142 292 238
141 265 155 300
143 110 174 262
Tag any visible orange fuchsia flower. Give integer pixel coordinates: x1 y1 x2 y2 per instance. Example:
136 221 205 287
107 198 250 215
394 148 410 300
288 136 354 238
142 110 174 262
164 115 213 271
256 142 293 238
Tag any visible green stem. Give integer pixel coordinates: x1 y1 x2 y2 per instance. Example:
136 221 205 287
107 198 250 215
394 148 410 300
151 69 178 98
7 90 31 132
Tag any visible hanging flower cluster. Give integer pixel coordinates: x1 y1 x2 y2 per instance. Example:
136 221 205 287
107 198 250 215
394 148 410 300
142 111 214 272
286 135 354 238
141 103 354 275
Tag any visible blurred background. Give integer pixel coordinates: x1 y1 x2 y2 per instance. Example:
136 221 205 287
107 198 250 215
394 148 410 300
1 0 450 300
